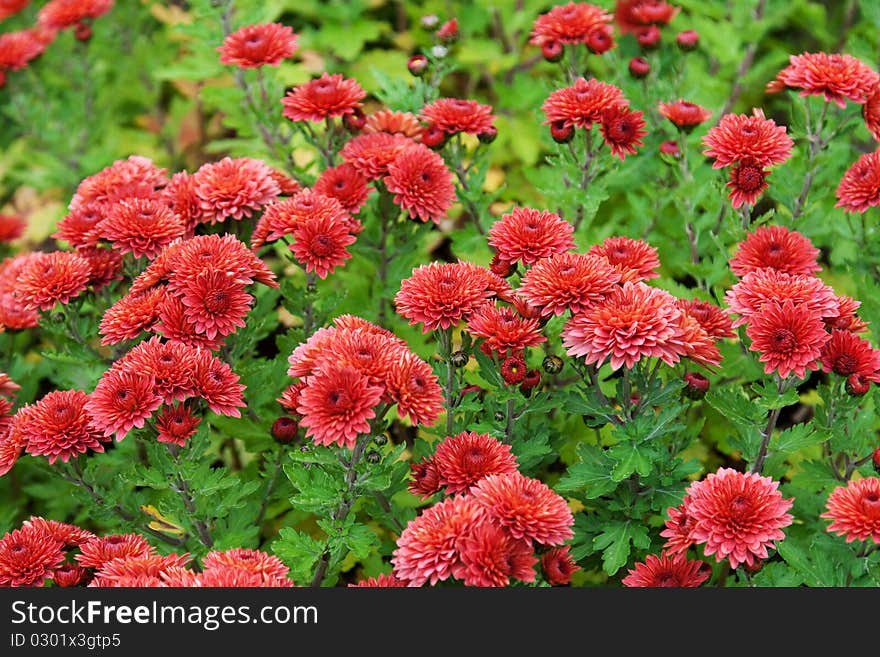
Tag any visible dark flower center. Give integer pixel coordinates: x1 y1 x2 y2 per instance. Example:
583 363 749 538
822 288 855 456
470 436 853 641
770 328 797 351
730 494 751 516
657 572 679 587
463 446 487 470
606 118 633 141
833 353 859 376
735 165 765 191
310 234 335 257
205 290 229 312
327 390 351 407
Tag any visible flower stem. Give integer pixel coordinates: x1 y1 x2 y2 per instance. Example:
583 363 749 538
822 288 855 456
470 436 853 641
791 99 829 222
167 444 214 549
750 374 790 474
254 446 286 530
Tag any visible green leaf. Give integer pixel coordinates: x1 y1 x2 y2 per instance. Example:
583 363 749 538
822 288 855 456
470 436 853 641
272 528 323 583
593 520 650 576
473 347 502 389
556 444 618 499
609 442 655 481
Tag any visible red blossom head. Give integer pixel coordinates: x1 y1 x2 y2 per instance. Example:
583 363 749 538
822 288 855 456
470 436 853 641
0 29 50 70
519 252 621 317
466 303 546 358
542 77 627 129
37 0 112 30
455 521 537 587
587 236 660 283
0 214 25 243
615 0 679 33
821 477 880 543
420 98 496 136
767 52 879 108
192 157 280 225
18 390 109 464
86 368 162 441
14 251 92 312
218 23 298 68
835 149 880 213
702 108 794 169
154 403 200 446
433 431 519 495
408 457 442 500
100 197 186 259
314 163 373 215
530 2 613 47
621 552 710 587
349 573 408 587
0 525 65 587
541 545 581 585
386 351 444 427
341 132 415 180
729 225 821 277
384 143 456 224
726 159 770 209
76 533 154 569
364 109 423 139
658 99 712 129
281 73 366 123
746 299 830 379
819 330 880 381
600 105 647 159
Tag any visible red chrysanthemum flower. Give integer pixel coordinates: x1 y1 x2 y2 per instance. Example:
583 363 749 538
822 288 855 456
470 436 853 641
825 295 869 334
0 255 39 330
684 467 793 569
53 201 108 248
364 109 423 139
0 28 50 70
37 0 112 30
22 517 95 547
835 149 880 213
456 521 537 587
281 73 366 123
0 372 20 399
192 157 280 225
657 100 713 128
77 246 123 290
488 207 575 267
392 495 486 586
161 171 201 233
819 329 880 381
600 105 647 159
191 348 245 417
290 210 357 279
18 390 108 463
821 477 880 543
676 299 736 340
729 225 821 277
0 0 29 22
386 351 444 427
0 403 31 476
725 269 838 328
530 2 613 46
471 472 574 546
678 313 723 369
702 108 794 169
157 234 277 291
419 98 496 136
98 286 165 346
726 159 770 208
395 261 504 332
100 197 186 259
70 157 167 213
76 534 154 569
348 573 408 587
13 251 91 312
587 236 660 283
195 565 292 588
542 77 627 129
660 501 697 555
408 457 442 500
217 22 298 68
52 564 90 587
562 281 686 370
433 431 519 495
314 163 373 214
384 144 455 224
254 190 356 252
746 300 830 379
341 132 415 181
541 545 581 585
864 86 880 142
154 403 200 446
519 252 621 318
179 269 253 340
154 295 224 352
767 52 879 108
296 364 383 449
201 548 290 581
466 303 546 358
90 553 191 587
286 326 338 379
615 0 679 33
0 214 25 243
621 552 710 587
316 328 398 387
86 368 162 441
0 525 64 587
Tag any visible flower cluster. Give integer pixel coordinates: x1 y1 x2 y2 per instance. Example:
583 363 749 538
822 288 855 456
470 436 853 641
280 315 444 449
393 433 576 587
725 226 878 384
821 477 880 544
0 517 293 587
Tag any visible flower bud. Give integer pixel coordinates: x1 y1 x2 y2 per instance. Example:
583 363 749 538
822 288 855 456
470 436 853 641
586 27 613 55
542 355 564 374
550 120 574 144
343 108 366 132
676 30 699 51
490 254 516 278
420 124 448 149
365 449 381 464
373 434 388 446
683 372 710 400
873 447 880 474
520 369 541 395
660 140 680 158
436 18 459 43
74 22 92 42
271 416 299 444
846 374 870 396
501 356 527 385
450 350 469 368
407 54 429 77
637 25 661 50
541 40 564 63
477 125 498 144
628 56 650 79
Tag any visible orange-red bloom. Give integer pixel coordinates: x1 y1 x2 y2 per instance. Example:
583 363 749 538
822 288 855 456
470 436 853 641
99 287 165 345
726 160 769 208
562 281 686 370
702 109 793 169
14 251 91 312
76 533 154 569
615 0 679 34
154 403 200 446
587 235 660 283
746 299 829 378
541 545 581 585
676 298 736 340
0 0 29 22
192 157 280 225
86 369 162 441
488 207 575 266
386 351 444 427
542 77 627 129
419 98 496 136
820 330 880 381
17 390 108 463
767 52 879 108
0 525 64 587
281 73 366 123
725 268 838 328
364 109 423 138
70 156 167 210
384 144 455 224
821 477 880 543
433 431 518 495
530 2 613 46
864 86 880 141
100 197 186 259
456 521 537 587
835 149 880 213
0 28 51 70
519 252 621 317
179 269 253 340
349 573 408 587
314 163 373 214
341 132 414 180
0 214 25 243
600 105 647 159
218 23 298 68
730 225 821 277
466 303 546 357
37 0 112 30
471 472 574 546
621 552 709 587
684 467 793 569
657 100 712 128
